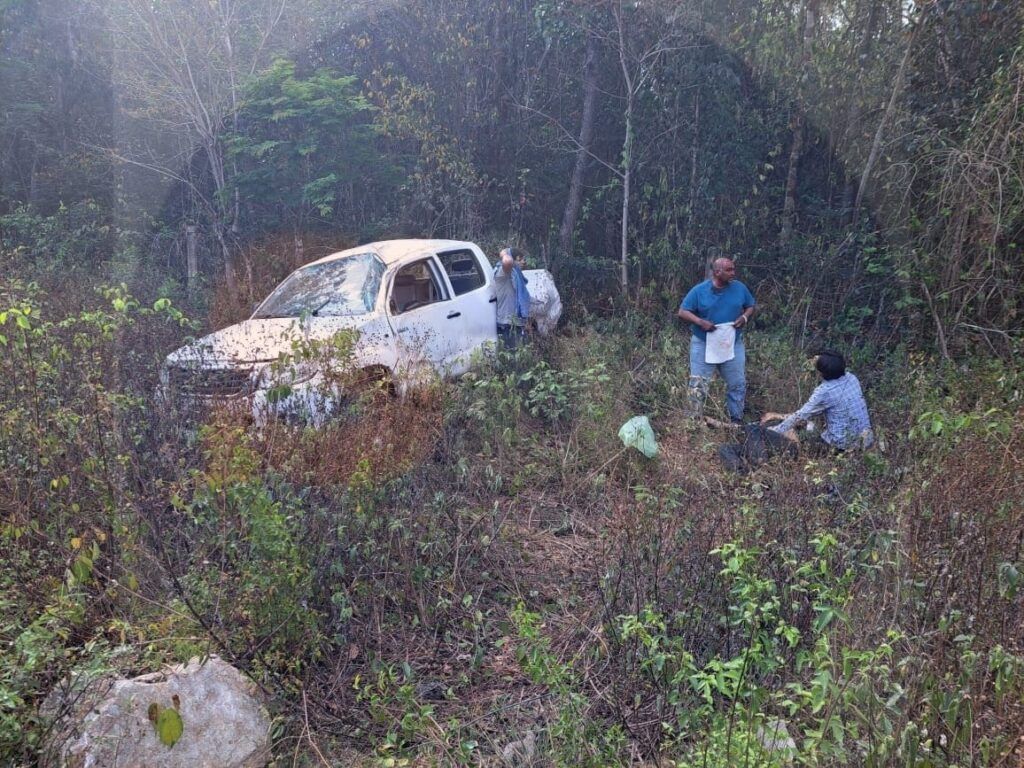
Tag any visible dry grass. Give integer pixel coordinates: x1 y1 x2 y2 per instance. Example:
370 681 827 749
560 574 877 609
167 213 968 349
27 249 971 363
254 389 445 488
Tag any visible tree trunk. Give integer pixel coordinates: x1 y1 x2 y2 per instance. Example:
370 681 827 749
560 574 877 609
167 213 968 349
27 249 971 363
557 32 598 265
780 0 819 244
620 97 632 297
221 17 242 235
685 88 701 245
28 152 39 207
200 134 236 288
780 110 804 244
186 224 198 292
840 0 880 221
57 17 78 156
854 21 919 218
615 2 633 298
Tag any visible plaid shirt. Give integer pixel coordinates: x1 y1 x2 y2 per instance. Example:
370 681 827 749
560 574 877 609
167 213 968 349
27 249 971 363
773 372 874 450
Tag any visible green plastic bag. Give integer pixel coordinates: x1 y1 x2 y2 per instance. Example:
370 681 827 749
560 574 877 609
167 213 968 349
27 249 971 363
618 415 659 458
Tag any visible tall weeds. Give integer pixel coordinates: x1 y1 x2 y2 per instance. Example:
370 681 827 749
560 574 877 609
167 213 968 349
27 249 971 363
1 276 1022 765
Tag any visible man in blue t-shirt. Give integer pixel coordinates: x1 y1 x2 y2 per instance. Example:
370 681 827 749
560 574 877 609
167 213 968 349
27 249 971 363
677 258 756 422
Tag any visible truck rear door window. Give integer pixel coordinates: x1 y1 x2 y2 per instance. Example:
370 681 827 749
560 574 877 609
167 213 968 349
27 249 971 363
438 249 486 296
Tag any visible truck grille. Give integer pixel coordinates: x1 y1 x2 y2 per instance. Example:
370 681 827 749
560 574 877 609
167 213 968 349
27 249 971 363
169 365 254 399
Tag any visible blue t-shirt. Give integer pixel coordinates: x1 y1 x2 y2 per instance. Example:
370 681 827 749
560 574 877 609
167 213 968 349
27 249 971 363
680 279 756 340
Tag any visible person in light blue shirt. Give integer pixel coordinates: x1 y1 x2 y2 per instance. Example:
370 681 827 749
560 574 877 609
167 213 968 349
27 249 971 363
767 350 874 451
677 258 756 422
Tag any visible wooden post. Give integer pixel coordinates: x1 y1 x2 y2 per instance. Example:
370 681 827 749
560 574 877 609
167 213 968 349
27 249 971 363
186 224 198 292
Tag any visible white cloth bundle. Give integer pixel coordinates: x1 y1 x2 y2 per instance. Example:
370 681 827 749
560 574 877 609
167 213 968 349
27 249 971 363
522 269 563 336
705 323 736 364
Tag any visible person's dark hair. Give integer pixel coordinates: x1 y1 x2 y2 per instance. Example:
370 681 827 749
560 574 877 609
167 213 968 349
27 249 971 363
502 246 523 262
816 350 846 381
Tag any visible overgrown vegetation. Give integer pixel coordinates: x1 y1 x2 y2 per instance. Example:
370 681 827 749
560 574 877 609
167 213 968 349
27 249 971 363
2 0 1024 765
2 280 1021 763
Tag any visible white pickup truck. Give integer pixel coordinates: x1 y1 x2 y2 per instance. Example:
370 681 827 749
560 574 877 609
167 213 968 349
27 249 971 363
160 239 561 424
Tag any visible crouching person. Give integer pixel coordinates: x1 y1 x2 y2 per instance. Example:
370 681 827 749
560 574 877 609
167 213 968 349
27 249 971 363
765 350 874 454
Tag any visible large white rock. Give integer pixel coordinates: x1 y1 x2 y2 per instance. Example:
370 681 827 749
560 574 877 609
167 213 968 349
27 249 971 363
43 655 271 768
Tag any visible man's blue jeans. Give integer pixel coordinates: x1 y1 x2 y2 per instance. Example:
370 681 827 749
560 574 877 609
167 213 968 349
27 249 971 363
688 335 746 422
497 322 525 350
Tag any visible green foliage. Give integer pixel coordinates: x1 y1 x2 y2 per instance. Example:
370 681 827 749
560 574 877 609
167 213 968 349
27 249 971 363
1 282 191 530
0 202 112 272
607 533 926 765
172 427 322 674
0 583 95 756
148 700 184 747
355 664 438 755
521 358 611 424
457 335 627 490
359 4 496 237
0 283 195 759
511 604 629 766
227 58 396 232
0 1 114 213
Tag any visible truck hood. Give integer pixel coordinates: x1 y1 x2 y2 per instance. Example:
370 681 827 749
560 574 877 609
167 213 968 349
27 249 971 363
165 315 368 367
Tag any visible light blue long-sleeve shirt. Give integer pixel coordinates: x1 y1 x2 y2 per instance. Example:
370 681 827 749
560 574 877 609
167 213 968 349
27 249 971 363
772 372 874 450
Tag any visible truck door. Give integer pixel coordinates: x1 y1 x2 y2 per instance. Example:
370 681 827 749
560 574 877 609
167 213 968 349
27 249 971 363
436 246 497 374
386 257 460 382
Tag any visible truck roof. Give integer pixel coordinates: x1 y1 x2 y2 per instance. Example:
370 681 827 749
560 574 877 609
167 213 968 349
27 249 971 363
308 239 483 268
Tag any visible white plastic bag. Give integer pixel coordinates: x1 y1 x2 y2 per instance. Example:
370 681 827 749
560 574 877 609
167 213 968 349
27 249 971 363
618 415 659 458
523 269 562 336
705 323 736 364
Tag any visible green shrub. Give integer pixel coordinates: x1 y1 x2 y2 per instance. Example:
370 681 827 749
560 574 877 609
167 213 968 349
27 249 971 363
0 202 113 272
171 427 323 677
0 282 194 758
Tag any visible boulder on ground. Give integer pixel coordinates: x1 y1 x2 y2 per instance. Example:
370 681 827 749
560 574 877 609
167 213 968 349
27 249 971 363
42 655 271 768
756 718 797 763
501 730 539 767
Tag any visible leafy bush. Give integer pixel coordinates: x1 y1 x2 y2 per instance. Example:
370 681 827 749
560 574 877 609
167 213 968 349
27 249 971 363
0 202 112 273
169 427 323 675
226 58 399 234
0 282 193 758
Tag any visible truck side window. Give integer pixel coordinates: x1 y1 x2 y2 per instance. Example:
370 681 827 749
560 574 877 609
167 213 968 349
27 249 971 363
390 259 446 314
438 249 486 296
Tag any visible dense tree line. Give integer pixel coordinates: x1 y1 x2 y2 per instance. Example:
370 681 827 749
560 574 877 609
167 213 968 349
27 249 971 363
2 0 1022 352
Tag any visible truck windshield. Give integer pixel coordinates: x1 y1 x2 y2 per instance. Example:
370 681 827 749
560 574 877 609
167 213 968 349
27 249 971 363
253 253 385 318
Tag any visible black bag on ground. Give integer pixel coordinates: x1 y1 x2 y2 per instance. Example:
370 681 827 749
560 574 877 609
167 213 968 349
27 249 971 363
718 424 798 473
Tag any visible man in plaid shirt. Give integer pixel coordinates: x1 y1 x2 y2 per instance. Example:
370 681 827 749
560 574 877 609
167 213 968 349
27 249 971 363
766 350 874 452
